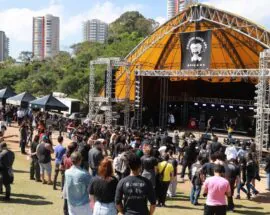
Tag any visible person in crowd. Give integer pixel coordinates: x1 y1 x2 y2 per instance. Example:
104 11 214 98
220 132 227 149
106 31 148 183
141 143 158 189
89 140 104 176
53 136 66 190
78 136 91 171
0 142 15 201
167 150 178 197
225 141 238 161
17 108 25 126
19 121 28 154
190 155 206 205
36 135 54 185
237 143 248 159
246 153 259 199
202 154 217 179
180 140 198 182
113 145 130 180
64 152 92 215
265 154 270 191
224 158 240 212
29 135 41 182
236 151 248 199
115 153 156 215
209 136 222 156
89 157 118 215
157 153 174 207
203 164 231 215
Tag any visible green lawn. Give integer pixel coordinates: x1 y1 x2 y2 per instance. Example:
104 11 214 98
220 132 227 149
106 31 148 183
0 152 270 215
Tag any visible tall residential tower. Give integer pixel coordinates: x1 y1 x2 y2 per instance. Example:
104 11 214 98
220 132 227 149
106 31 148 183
0 31 9 62
33 14 60 60
167 0 198 20
83 19 108 44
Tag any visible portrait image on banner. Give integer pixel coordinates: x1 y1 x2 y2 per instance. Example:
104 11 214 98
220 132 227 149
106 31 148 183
180 30 212 70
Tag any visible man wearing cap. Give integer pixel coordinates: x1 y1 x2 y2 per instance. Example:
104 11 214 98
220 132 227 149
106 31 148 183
0 142 15 200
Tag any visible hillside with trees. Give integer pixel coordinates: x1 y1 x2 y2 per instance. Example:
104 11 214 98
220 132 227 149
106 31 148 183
0 11 158 107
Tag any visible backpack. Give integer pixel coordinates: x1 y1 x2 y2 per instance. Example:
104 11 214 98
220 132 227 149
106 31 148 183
114 152 129 174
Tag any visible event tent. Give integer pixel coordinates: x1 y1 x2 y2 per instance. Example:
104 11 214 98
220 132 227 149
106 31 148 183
29 95 68 111
0 87 17 105
6 92 36 108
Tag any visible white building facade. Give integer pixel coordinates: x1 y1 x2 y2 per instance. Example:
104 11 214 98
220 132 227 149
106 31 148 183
83 19 108 43
33 14 60 60
0 31 9 62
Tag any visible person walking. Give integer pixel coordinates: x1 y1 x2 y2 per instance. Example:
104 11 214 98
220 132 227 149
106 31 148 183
115 153 156 215
167 150 178 197
19 122 28 154
89 157 118 215
203 164 231 215
0 142 15 201
29 135 41 182
64 152 92 215
53 136 66 190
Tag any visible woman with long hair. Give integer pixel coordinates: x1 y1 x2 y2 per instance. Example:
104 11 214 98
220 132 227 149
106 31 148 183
89 157 118 215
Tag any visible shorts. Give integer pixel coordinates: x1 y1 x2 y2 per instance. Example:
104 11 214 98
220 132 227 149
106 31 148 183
39 162 52 175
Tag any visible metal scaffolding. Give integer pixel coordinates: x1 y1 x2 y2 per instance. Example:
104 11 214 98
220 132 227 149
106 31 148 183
89 58 131 127
159 78 169 128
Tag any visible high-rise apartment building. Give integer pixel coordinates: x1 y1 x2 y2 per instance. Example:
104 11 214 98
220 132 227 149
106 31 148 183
167 0 198 19
83 19 108 44
0 31 9 62
33 14 60 60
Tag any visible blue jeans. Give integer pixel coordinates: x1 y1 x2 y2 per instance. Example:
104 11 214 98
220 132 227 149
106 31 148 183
246 179 258 195
267 172 270 190
237 181 247 195
190 185 201 204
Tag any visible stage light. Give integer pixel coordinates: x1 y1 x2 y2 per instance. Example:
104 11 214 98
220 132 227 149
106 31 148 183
229 106 233 109
194 103 198 106
211 104 215 107
221 105 225 108
203 104 207 107
249 107 254 110
239 106 244 110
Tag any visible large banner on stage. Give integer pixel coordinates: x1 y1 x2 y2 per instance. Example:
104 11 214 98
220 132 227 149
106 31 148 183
180 30 212 70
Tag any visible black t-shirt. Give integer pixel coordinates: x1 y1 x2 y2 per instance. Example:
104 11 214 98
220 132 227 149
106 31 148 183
210 142 222 154
89 176 118 203
37 143 51 163
78 142 90 162
202 162 215 178
183 146 197 163
169 158 178 177
225 163 240 181
141 155 158 171
115 175 156 215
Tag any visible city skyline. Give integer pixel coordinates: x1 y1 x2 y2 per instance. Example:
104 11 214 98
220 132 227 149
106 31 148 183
1 0 270 59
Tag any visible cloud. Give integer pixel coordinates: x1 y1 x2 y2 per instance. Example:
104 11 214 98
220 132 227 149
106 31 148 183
202 0 270 26
155 16 167 26
0 1 143 58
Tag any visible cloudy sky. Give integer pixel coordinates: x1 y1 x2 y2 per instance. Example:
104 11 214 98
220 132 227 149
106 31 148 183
1 0 270 59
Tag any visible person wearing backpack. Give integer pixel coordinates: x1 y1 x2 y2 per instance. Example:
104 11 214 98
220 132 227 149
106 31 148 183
157 153 174 207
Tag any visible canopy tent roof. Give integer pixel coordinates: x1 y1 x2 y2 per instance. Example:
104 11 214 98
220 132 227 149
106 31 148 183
6 92 36 107
115 3 270 100
0 87 16 100
30 95 68 111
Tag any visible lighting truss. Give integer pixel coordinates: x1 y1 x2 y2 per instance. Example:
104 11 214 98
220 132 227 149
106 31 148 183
89 58 131 127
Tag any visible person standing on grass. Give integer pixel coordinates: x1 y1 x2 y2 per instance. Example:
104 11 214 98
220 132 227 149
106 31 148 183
157 153 174 207
89 157 118 215
265 154 270 191
19 121 28 154
115 153 156 215
167 150 178 197
53 136 66 190
30 135 41 182
0 142 15 201
203 164 231 215
36 135 54 185
64 152 92 215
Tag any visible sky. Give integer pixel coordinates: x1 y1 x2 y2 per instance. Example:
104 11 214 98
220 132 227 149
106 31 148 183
1 0 270 59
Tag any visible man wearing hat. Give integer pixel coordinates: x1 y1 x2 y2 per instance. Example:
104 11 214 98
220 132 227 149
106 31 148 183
0 142 15 200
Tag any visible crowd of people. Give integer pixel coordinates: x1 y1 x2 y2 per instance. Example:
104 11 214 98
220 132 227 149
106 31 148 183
0 109 270 215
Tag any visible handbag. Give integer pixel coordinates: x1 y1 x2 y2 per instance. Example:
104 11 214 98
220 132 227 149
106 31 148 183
158 162 168 182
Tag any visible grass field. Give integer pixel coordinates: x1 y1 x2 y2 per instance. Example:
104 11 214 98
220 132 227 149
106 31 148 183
0 127 270 215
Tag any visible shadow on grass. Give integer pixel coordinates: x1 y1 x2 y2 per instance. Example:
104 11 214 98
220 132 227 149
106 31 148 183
0 197 53 205
165 205 203 210
13 169 29 173
234 209 269 215
252 192 270 204
11 193 46 200
235 204 264 210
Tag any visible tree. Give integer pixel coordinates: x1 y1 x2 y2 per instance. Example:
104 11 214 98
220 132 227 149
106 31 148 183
18 51 33 63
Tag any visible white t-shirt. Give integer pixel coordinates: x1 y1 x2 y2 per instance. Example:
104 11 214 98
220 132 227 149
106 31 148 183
225 145 238 160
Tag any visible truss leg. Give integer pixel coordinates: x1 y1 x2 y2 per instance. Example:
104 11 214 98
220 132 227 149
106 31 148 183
105 61 113 125
159 78 169 129
124 67 131 129
89 63 95 120
134 72 143 129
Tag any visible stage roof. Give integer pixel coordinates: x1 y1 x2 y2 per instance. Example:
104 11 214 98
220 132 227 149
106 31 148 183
115 3 270 100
